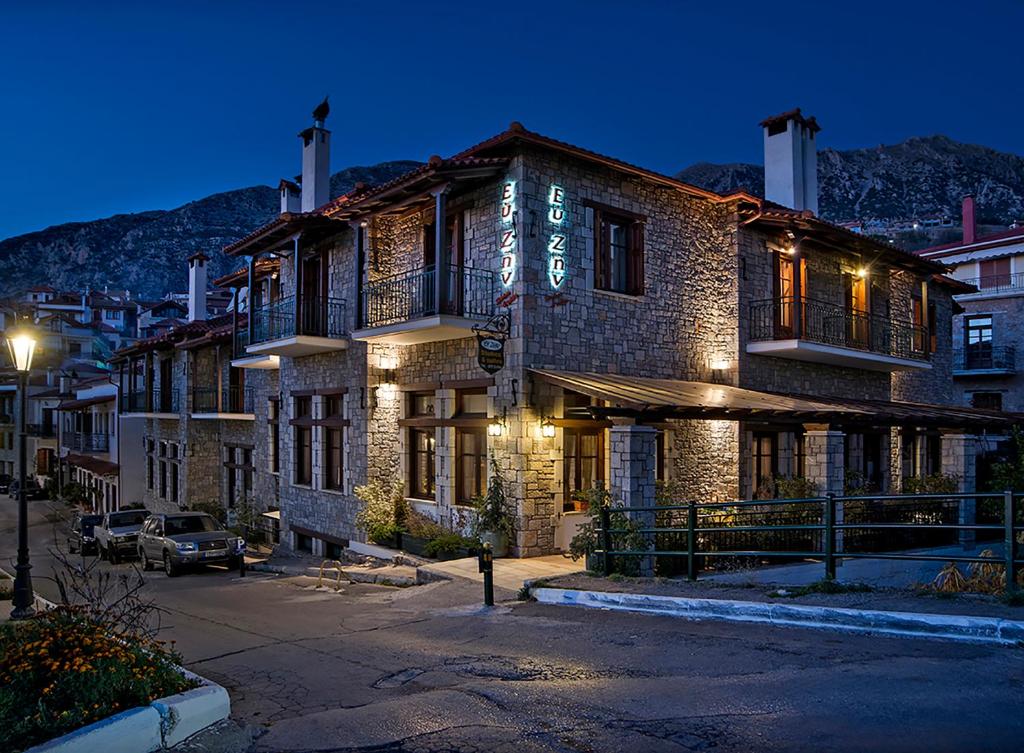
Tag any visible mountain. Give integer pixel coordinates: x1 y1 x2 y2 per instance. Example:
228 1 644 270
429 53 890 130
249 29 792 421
0 161 420 300
677 136 1024 225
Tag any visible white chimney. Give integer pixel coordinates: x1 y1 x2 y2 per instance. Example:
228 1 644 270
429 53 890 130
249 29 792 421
279 179 301 214
299 98 331 212
187 252 209 322
761 109 820 215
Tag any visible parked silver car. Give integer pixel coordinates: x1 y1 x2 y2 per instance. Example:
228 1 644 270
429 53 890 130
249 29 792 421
137 512 244 577
95 508 150 563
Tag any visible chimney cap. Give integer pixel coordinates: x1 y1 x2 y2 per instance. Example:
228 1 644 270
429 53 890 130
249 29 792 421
760 108 821 134
278 178 300 192
187 251 210 264
428 154 443 167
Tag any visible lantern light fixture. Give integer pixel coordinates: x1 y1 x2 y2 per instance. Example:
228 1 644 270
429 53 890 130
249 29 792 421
488 406 508 437
5 321 38 373
541 418 556 438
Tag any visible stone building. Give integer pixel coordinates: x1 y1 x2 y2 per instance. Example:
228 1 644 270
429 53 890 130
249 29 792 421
112 254 280 521
217 105 1012 558
918 197 1024 414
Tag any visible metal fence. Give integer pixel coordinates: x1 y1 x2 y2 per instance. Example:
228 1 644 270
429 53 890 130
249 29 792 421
953 345 1016 372
362 264 497 328
192 386 254 414
749 296 929 362
960 273 1024 294
64 432 110 453
250 295 346 343
121 388 178 414
597 492 1023 594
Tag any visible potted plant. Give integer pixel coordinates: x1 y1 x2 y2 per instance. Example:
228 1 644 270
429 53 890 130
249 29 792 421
470 459 515 557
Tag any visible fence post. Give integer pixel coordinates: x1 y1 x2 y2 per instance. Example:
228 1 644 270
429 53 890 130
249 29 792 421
824 494 836 581
600 506 612 576
1005 491 1017 597
687 501 698 582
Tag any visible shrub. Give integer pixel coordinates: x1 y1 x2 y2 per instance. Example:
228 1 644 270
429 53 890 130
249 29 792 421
469 459 515 542
404 510 448 540
189 499 226 525
423 533 477 559
903 473 960 494
568 484 650 576
0 609 196 752
59 483 95 508
774 476 819 499
354 480 408 544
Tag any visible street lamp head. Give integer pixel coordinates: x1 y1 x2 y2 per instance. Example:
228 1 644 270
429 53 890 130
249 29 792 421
5 321 38 373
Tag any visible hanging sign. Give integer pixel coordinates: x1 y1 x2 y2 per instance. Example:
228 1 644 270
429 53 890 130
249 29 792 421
476 334 505 374
547 184 568 290
499 181 517 288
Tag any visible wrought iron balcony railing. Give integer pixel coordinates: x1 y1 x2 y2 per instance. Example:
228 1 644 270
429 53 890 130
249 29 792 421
120 388 179 414
250 295 346 345
25 423 56 438
959 273 1024 294
953 345 1016 373
192 385 254 414
361 264 498 329
64 432 110 453
749 296 930 362
234 327 250 359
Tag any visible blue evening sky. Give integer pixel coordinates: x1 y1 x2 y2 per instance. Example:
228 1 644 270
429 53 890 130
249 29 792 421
1 0 1021 239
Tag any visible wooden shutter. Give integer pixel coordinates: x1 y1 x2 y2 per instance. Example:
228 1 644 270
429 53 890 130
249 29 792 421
593 208 605 289
629 221 645 295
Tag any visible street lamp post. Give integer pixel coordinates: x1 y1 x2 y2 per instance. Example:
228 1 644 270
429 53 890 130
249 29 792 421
7 320 38 620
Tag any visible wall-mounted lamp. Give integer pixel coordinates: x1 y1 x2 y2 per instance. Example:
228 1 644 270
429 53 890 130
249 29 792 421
378 354 398 385
711 358 732 372
540 417 556 438
488 406 508 437
856 267 868 278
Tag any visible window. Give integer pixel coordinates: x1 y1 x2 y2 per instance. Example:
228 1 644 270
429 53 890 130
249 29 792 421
751 432 778 497
456 428 487 505
323 394 344 491
294 396 312 485
144 439 154 489
409 429 435 500
972 392 1003 411
159 442 167 498
928 300 937 354
979 257 1011 289
911 293 925 353
409 391 435 418
268 398 280 474
594 208 644 295
224 444 255 507
564 427 604 508
793 432 806 479
458 389 487 416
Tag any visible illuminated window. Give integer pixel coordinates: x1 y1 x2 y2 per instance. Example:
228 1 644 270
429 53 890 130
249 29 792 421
456 428 487 506
293 396 312 485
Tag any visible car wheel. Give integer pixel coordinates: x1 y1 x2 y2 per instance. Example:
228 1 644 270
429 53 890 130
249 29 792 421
140 548 152 571
163 553 179 578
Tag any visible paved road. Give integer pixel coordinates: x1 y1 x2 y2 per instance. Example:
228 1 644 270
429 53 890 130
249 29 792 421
3 500 1024 752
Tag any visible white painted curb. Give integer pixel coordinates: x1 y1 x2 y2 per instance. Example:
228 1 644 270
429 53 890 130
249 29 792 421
24 670 230 753
531 587 1024 646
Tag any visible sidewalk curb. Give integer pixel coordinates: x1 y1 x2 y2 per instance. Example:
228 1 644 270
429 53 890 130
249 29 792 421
247 561 418 586
530 587 1024 646
0 564 59 613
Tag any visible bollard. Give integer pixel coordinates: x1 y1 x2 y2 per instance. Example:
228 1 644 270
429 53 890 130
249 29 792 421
478 542 494 606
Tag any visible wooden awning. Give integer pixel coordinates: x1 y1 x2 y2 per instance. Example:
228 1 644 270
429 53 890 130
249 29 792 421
66 453 119 477
528 369 1020 431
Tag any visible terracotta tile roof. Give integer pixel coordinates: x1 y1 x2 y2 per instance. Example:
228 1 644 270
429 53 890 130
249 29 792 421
176 314 246 351
110 313 234 362
57 394 115 411
66 453 119 477
213 257 280 288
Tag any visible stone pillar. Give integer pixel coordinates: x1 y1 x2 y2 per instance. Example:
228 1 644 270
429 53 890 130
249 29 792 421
804 424 846 553
941 432 977 549
609 422 658 576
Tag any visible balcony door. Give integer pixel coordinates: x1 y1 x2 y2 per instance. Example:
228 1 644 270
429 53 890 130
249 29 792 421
423 213 464 315
965 315 993 369
159 357 173 412
301 254 325 335
844 273 870 348
773 251 805 338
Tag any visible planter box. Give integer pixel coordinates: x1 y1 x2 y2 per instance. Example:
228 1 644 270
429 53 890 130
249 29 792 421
25 669 229 753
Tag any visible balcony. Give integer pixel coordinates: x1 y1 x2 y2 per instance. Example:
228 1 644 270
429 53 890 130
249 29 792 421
120 388 180 417
191 385 255 419
231 327 279 370
244 295 348 358
26 423 56 439
957 273 1024 298
64 432 110 453
953 346 1016 377
354 265 498 345
747 296 931 372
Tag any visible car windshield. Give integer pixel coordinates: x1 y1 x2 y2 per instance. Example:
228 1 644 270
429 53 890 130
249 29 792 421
164 515 220 536
109 511 148 527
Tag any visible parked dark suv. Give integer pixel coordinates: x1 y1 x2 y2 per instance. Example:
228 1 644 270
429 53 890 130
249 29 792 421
67 512 104 555
137 512 244 577
8 478 48 500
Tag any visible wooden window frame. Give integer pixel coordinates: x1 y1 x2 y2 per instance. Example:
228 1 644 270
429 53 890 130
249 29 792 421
293 396 313 486
408 427 435 501
456 426 487 506
563 426 605 504
593 206 645 296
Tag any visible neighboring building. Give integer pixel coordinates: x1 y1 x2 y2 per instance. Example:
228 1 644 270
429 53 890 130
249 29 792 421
198 104 1011 559
112 254 279 520
918 197 1024 413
